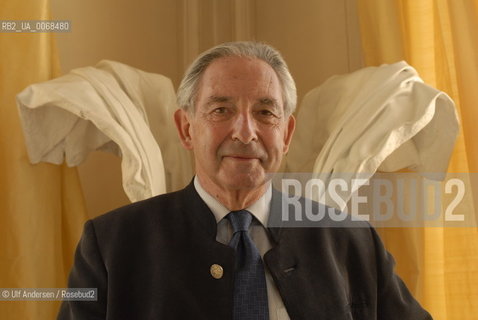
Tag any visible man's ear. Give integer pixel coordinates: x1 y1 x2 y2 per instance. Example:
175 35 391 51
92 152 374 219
282 115 296 154
174 109 194 150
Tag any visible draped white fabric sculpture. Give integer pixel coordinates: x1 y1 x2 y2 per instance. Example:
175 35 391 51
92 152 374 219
17 60 192 202
286 61 459 210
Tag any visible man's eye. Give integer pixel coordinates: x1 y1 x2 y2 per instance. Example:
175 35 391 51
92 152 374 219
258 110 274 116
212 107 227 114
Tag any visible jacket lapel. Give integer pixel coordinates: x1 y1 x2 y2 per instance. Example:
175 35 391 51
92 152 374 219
264 189 355 320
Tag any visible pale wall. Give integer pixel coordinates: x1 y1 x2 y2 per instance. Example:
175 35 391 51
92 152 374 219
255 0 363 102
50 0 363 218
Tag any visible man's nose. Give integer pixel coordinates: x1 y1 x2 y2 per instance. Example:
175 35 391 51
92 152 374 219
231 112 258 144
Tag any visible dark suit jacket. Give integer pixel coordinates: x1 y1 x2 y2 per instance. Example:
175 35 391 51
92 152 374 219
58 181 432 320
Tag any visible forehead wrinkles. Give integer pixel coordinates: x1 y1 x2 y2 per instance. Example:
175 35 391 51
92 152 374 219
194 57 285 114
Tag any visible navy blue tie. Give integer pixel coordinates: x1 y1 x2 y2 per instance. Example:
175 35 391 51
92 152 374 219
227 210 269 320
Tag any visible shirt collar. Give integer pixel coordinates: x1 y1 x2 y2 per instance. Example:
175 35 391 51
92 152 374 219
194 176 272 227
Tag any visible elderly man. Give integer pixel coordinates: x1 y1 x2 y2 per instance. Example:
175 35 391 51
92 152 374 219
58 42 432 320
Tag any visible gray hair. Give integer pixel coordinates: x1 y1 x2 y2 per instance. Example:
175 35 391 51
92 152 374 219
177 41 297 116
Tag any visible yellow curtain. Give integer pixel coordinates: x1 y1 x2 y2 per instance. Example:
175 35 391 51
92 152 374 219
357 0 478 319
0 0 88 319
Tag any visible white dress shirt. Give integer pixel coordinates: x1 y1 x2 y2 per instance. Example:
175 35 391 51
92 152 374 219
194 177 290 320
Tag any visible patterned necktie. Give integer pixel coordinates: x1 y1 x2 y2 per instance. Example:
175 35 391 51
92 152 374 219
227 210 269 320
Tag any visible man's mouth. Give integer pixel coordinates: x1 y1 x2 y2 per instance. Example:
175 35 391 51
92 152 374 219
224 155 259 161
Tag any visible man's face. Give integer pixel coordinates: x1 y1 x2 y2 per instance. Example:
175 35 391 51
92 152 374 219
175 56 295 193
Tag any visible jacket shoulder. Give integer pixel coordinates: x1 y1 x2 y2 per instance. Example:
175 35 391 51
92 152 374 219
91 188 184 228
